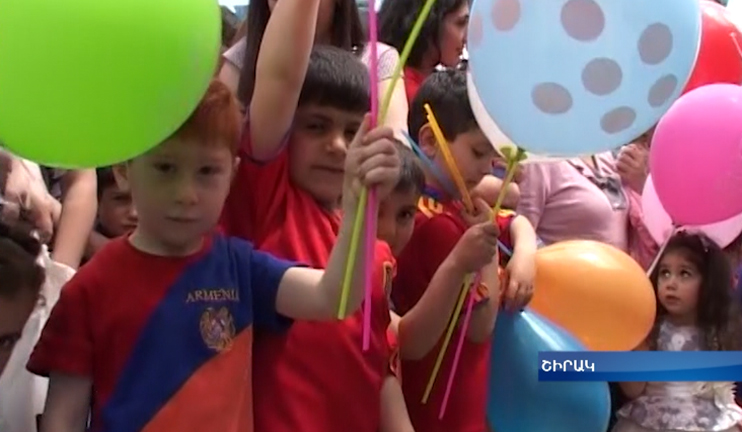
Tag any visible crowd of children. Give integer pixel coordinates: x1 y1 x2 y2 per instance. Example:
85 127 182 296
1 0 742 431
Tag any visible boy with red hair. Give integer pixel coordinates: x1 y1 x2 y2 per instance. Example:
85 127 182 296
27 79 400 432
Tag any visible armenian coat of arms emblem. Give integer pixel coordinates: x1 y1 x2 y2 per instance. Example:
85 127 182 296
199 306 236 352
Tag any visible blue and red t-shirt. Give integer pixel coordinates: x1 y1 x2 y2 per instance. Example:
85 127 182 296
221 123 396 432
392 191 514 432
27 235 294 432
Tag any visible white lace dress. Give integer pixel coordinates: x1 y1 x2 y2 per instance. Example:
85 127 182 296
613 320 742 432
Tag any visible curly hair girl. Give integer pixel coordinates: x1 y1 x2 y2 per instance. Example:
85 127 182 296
647 231 742 351
613 231 742 432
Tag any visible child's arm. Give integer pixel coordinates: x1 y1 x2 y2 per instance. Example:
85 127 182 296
619 381 647 401
398 210 500 359
465 259 502 343
389 310 401 335
381 314 413 432
249 0 319 160
472 175 521 209
379 375 415 432
52 170 97 269
40 373 91 432
274 118 400 319
375 46 409 140
618 339 649 400
380 77 410 144
503 215 537 310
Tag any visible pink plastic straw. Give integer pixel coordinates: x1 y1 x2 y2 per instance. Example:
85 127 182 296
362 190 377 350
439 272 482 418
362 0 380 351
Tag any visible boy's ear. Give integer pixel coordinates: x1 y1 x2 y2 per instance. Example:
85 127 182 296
418 124 438 159
112 163 130 192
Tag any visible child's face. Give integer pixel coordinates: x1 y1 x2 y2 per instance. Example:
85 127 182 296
288 104 363 208
437 128 497 191
115 138 237 255
438 2 470 67
98 184 137 237
377 189 419 256
657 250 701 321
0 291 36 375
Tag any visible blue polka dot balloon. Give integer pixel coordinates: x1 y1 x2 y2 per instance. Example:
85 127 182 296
467 0 701 157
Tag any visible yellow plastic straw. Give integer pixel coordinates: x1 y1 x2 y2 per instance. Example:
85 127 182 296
491 148 524 215
423 104 474 212
422 273 473 403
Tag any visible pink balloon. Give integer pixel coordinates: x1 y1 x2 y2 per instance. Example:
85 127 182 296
642 175 742 247
641 176 674 244
650 84 742 225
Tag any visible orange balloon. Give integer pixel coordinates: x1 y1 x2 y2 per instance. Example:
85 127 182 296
529 240 656 351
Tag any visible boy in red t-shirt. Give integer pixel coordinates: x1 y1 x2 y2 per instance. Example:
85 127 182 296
377 145 505 432
393 70 539 432
219 0 405 431
27 80 400 432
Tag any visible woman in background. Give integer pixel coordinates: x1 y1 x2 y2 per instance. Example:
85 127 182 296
378 0 469 102
517 131 656 432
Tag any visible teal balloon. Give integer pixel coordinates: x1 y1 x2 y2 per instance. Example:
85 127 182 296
0 0 221 168
488 310 610 432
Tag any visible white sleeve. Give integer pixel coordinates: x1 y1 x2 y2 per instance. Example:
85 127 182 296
223 37 247 70
361 43 401 81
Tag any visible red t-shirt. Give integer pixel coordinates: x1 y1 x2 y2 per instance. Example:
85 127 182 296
221 130 396 432
404 67 428 104
392 193 514 432
27 235 294 432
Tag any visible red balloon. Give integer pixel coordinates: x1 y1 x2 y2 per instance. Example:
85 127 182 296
683 1 742 94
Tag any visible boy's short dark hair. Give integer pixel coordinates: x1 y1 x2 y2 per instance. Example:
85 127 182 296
395 143 425 196
298 45 370 115
408 69 479 144
96 167 116 199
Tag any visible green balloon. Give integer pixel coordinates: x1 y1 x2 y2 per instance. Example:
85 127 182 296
0 0 221 168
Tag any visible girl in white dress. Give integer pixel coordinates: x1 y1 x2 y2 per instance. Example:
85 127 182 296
614 231 742 432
